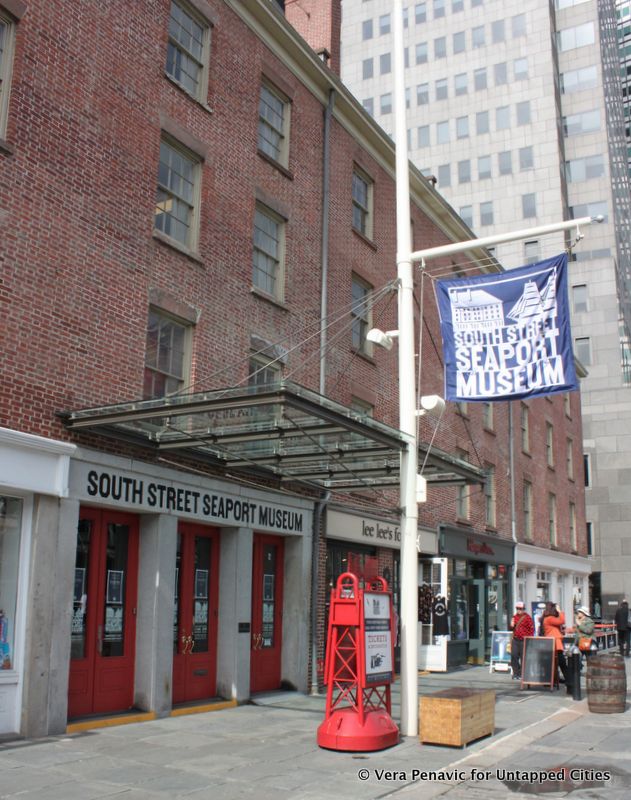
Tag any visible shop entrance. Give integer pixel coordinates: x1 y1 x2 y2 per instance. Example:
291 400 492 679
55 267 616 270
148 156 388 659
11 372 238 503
250 534 284 693
68 508 139 719
468 579 486 664
172 523 220 705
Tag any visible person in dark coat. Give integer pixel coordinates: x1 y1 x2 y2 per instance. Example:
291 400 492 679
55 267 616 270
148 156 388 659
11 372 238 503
614 599 630 657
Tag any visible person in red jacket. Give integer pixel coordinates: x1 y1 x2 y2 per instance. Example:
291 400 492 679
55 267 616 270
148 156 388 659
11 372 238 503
510 601 534 679
542 601 572 692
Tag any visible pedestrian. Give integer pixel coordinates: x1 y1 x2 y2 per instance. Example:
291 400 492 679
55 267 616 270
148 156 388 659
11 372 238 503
509 600 534 680
574 605 595 657
542 601 572 692
614 599 630 657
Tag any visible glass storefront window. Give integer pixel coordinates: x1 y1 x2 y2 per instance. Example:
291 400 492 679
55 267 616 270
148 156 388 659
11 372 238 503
449 578 469 640
0 496 22 670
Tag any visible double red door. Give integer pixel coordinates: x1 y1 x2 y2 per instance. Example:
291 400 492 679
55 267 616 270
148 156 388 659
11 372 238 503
250 534 284 693
68 508 139 719
172 523 219 704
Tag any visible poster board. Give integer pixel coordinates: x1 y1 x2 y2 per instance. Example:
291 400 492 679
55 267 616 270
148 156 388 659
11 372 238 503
520 636 556 690
489 631 512 672
363 592 393 685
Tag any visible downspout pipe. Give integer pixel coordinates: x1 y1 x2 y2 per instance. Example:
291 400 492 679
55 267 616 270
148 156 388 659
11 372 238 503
310 490 331 695
508 401 518 608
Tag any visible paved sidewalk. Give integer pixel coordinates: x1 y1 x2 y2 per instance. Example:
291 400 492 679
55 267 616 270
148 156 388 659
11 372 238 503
0 663 629 800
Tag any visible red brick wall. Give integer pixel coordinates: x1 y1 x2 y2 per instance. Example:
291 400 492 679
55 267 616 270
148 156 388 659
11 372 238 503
285 0 341 74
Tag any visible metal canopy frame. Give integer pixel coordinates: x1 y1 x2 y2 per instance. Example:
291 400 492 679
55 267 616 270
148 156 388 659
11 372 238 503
59 381 485 492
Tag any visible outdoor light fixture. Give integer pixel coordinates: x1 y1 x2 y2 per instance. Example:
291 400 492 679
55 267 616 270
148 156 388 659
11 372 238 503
366 328 399 351
415 395 446 418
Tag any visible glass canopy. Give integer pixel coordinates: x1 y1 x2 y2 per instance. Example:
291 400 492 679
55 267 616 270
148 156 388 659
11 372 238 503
60 381 485 492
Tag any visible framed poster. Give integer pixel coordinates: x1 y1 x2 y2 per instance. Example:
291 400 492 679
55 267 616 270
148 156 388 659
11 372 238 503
74 567 86 603
489 631 512 672
521 636 556 690
195 569 208 600
363 592 393 685
106 570 124 604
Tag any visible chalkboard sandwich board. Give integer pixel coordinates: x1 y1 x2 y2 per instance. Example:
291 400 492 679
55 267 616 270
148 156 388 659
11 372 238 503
520 636 556 690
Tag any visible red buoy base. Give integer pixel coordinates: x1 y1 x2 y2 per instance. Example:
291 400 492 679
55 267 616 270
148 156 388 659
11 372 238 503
317 707 399 751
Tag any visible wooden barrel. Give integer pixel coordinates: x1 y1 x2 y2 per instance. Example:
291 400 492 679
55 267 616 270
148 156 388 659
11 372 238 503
586 654 627 713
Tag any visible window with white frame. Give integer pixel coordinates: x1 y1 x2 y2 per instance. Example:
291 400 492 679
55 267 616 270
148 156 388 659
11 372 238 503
567 438 574 479
258 82 290 167
548 494 557 547
456 116 469 139
546 422 554 467
417 82 429 105
416 41 428 64
558 22 594 52
380 93 392 114
155 137 201 249
496 106 510 130
520 403 529 452
0 9 16 138
436 78 448 100
252 204 285 300
482 401 493 429
248 353 281 387
524 240 539 264
166 0 211 101
478 155 491 180
574 336 591 365
379 13 391 35
572 284 588 313
523 480 532 540
514 57 528 81
351 275 372 354
564 393 571 418
485 466 496 527
455 73 467 95
437 120 450 143
144 308 190 398
352 168 373 238
416 3 427 24
480 201 493 225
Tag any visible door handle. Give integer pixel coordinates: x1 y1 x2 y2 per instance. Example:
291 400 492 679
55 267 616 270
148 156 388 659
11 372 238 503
189 635 195 654
97 625 103 655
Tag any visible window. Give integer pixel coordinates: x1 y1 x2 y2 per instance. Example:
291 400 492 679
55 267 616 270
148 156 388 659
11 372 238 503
519 146 534 170
435 37 447 58
155 137 200 248
0 10 16 138
434 0 445 18
524 240 539 264
418 125 430 147
380 93 392 114
484 466 496 527
558 22 594 51
474 68 487 91
498 150 512 175
514 57 528 81
569 200 608 222
417 83 429 105
436 78 448 100
478 155 491 179
572 284 588 313
546 422 554 467
352 169 372 238
249 354 281 388
480 201 493 225
494 62 507 85
405 87 411 109
144 308 190 398
456 116 469 139
416 3 427 24
567 439 574 480
458 159 471 183
258 82 290 167
564 393 571 418
492 19 505 43
483 401 493 429
452 0 464 10
416 42 428 64
548 494 557 547
453 32 465 53
472 26 485 48
380 52 391 75
565 154 605 182
563 110 600 136
586 522 592 555
583 453 591 487
476 111 489 135
560 65 598 94
362 19 373 40
512 13 526 38
437 120 450 143
455 73 467 95
520 403 529 452
569 503 577 551
496 106 510 129
523 481 533 540
574 336 591 365
352 275 372 353
522 193 536 218
516 101 531 126
379 13 391 35
253 204 285 299
362 98 374 115
362 58 373 80
460 205 473 227
0 496 23 669
166 1 210 101
438 163 451 186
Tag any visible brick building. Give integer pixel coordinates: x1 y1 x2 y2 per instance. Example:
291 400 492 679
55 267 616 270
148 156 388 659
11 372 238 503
0 0 588 737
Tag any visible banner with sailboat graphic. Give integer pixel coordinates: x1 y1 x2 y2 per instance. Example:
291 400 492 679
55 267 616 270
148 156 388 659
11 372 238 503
436 253 579 402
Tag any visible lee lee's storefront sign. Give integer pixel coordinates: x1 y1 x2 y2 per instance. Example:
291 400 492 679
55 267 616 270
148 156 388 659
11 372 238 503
70 462 308 534
327 508 438 554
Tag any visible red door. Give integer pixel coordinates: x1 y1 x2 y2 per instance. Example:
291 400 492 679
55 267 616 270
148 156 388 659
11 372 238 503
172 523 220 705
68 508 139 718
250 534 284 693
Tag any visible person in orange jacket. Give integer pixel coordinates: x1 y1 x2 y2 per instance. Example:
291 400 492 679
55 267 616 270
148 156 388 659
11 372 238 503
542 601 572 693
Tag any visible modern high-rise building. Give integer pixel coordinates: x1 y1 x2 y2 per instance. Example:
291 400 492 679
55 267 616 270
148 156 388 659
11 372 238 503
341 0 631 615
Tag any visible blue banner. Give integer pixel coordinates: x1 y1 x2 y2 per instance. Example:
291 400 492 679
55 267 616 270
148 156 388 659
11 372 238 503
436 254 579 402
